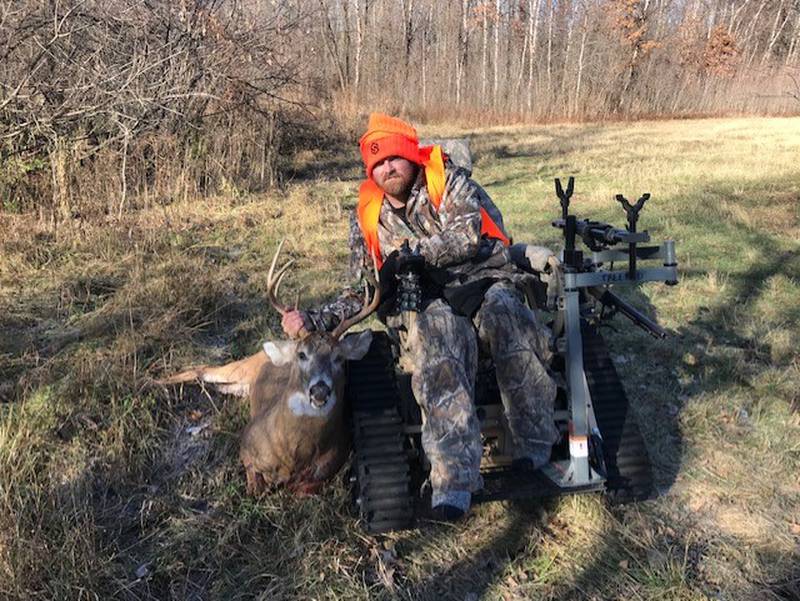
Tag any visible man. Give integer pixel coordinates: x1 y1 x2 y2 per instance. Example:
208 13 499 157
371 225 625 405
282 113 559 521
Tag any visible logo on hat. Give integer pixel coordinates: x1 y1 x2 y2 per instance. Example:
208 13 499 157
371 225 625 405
370 142 379 155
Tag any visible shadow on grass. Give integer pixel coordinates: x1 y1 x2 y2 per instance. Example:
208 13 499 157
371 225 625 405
389 499 557 600
287 153 363 183
566 176 800 598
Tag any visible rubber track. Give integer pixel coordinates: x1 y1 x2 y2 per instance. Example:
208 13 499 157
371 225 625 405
347 332 414 533
581 322 654 501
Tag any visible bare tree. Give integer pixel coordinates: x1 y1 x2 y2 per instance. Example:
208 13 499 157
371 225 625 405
0 0 307 219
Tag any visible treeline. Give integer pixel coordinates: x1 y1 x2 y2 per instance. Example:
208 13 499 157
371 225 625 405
314 0 800 119
1 0 798 222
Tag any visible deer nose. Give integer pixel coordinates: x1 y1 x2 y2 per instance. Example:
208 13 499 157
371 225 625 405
309 382 331 407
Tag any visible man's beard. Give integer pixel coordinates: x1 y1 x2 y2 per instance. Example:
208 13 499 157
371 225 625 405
380 174 413 197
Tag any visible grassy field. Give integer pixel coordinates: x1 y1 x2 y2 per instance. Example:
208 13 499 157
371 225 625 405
1 116 799 600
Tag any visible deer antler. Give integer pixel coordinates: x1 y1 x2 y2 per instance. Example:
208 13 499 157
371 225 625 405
267 238 295 316
330 256 381 340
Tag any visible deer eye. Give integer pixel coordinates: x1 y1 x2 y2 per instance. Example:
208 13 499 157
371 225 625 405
297 351 308 361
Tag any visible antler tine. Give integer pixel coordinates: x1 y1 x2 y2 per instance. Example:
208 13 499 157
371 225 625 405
270 258 293 283
266 239 294 316
331 256 381 340
267 238 286 282
272 259 295 300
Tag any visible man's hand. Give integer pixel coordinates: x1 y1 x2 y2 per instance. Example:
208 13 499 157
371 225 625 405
281 310 308 339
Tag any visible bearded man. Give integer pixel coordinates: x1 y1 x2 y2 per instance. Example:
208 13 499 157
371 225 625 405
282 113 560 521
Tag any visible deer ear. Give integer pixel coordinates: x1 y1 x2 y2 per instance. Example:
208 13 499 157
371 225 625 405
338 330 373 361
262 340 297 366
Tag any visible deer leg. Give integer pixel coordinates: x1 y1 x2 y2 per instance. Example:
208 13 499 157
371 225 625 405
311 441 349 482
245 465 267 496
157 350 269 398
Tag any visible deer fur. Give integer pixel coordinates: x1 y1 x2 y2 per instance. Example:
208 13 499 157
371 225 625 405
240 330 371 494
158 330 372 495
158 239 380 495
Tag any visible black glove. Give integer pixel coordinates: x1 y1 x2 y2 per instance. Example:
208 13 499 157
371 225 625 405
376 250 400 321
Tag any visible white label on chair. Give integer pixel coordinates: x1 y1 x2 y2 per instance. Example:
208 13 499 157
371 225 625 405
570 435 589 458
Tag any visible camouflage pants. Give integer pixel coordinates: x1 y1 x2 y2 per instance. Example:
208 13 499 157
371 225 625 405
394 281 559 511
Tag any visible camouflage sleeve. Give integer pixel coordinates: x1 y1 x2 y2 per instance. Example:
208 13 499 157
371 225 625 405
347 210 367 282
417 165 482 268
302 211 367 333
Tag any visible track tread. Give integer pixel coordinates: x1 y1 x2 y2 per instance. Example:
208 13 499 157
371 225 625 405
582 322 654 501
347 332 415 533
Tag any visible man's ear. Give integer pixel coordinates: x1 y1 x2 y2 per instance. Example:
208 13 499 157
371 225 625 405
262 340 297 366
338 330 373 361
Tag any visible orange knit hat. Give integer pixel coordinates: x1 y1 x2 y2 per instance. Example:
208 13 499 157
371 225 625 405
359 113 421 177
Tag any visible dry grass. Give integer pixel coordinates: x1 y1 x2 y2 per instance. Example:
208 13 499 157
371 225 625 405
1 116 799 600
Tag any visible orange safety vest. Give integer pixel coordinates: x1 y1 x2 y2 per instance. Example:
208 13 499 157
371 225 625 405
357 145 510 269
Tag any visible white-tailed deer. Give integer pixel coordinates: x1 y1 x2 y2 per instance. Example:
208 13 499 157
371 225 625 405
158 240 380 495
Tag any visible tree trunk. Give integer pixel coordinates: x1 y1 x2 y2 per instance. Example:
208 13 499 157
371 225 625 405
743 1 768 67
318 0 347 91
482 1 488 104
574 9 589 119
527 0 541 115
402 0 415 89
546 0 554 98
118 128 129 218
561 1 575 116
786 10 800 65
342 0 351 84
423 6 433 106
354 0 363 92
760 0 790 66
456 0 469 106
493 0 500 108
513 11 530 109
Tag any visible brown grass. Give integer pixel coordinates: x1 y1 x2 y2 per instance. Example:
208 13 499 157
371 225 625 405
1 116 799 600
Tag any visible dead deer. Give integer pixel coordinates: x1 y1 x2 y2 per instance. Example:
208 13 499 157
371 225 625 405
158 240 380 495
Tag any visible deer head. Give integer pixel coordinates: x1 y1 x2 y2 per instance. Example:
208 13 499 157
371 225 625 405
261 333 369 413
157 239 380 407
258 239 380 414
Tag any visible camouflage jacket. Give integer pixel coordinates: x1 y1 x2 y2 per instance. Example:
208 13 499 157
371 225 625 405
304 159 526 332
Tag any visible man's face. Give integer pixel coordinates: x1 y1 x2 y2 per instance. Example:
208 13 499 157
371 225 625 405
371 156 418 200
